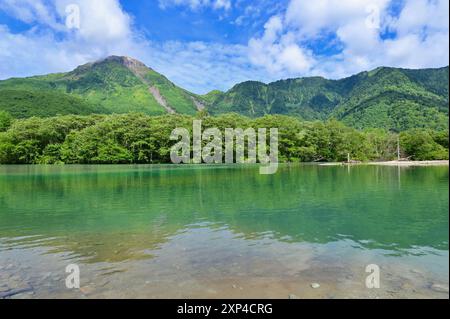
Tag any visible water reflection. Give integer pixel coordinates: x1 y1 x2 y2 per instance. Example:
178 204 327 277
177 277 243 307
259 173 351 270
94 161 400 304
0 164 448 264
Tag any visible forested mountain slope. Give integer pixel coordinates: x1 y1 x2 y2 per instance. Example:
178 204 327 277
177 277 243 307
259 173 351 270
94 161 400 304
207 66 449 131
0 56 202 117
0 56 448 131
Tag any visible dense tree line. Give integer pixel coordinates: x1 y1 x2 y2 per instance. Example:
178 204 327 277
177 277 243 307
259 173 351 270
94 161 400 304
0 112 448 164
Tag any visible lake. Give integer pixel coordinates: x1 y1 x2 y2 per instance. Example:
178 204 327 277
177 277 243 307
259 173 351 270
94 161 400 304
0 164 448 298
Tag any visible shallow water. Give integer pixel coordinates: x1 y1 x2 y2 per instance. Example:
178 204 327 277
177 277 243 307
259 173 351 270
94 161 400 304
0 164 448 299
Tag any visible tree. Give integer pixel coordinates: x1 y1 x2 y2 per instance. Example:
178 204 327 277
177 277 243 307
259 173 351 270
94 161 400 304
400 129 449 160
0 111 13 132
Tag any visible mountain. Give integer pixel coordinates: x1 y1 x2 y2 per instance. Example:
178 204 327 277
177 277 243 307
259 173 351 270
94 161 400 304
207 66 449 131
0 56 203 117
0 89 107 118
0 56 448 131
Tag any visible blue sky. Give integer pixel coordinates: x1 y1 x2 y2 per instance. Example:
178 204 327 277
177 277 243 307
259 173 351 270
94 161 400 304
121 0 288 44
0 0 448 94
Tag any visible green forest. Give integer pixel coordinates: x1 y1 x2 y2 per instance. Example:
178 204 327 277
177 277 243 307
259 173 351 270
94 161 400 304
0 111 447 164
0 57 448 165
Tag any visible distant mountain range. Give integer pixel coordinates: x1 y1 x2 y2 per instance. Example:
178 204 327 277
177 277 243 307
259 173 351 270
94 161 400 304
0 56 448 131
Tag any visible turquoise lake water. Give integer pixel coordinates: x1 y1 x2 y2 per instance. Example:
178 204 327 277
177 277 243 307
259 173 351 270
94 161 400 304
0 164 448 298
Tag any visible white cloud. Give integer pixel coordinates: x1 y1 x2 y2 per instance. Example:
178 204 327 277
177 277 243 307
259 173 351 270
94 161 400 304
213 0 231 10
285 0 390 37
0 0 267 93
0 0 64 30
392 0 449 36
0 0 142 78
278 44 312 73
0 0 133 43
158 0 231 11
248 16 315 75
249 0 449 79
60 0 132 43
143 41 264 93
0 0 448 94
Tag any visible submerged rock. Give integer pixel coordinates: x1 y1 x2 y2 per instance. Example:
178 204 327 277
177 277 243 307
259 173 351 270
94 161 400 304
0 286 33 299
80 286 94 295
0 285 10 293
431 283 449 293
311 283 320 289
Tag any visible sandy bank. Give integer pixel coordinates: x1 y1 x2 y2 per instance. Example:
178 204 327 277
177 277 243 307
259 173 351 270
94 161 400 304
319 160 449 167
368 160 449 166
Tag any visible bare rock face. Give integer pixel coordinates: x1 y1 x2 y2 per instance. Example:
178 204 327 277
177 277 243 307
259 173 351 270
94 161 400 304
94 56 178 113
148 86 176 114
119 56 153 77
101 55 147 68
67 55 152 79
191 97 206 111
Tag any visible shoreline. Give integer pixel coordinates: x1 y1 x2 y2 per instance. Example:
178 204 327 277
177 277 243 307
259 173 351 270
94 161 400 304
320 160 449 167
368 160 449 166
0 160 448 168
